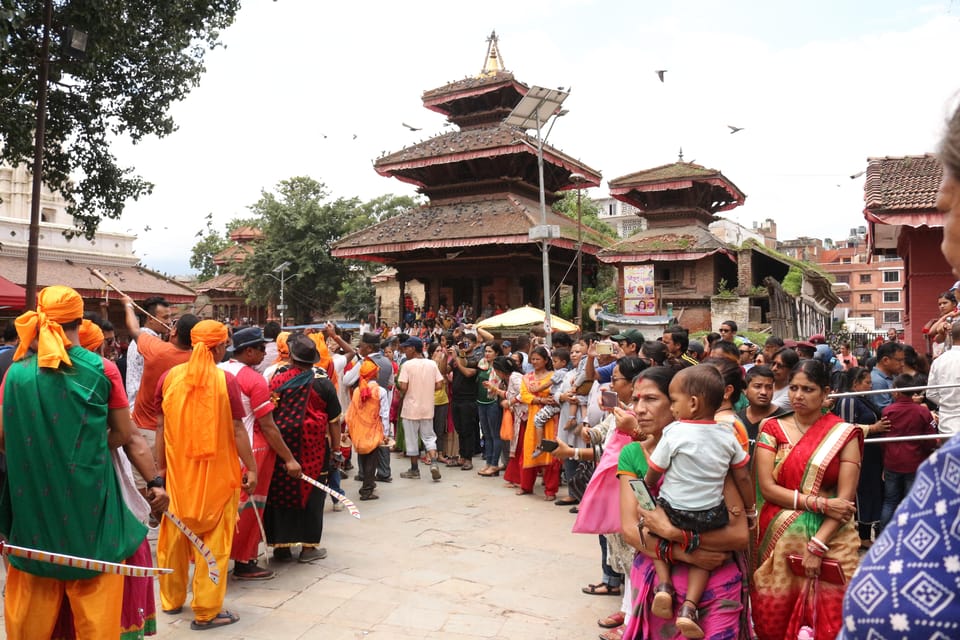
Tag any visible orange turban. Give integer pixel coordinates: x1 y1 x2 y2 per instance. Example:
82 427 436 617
358 357 379 401
14 285 84 368
275 331 291 363
182 319 229 459
78 319 104 352
308 332 338 386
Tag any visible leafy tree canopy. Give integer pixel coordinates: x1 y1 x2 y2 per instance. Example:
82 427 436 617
189 228 227 282
0 0 241 238
552 191 615 237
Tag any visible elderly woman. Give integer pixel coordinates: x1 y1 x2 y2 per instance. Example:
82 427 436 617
617 366 752 639
843 97 960 638
488 355 524 477
752 359 861 640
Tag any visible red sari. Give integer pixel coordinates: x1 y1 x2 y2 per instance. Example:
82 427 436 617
751 412 863 640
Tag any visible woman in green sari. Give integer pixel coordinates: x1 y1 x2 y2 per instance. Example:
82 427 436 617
751 359 862 640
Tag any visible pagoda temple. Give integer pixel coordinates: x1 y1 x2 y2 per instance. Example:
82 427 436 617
332 32 607 319
598 160 746 330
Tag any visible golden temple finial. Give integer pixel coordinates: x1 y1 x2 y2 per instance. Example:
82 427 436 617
480 30 506 77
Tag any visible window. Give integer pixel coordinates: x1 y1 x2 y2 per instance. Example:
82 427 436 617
883 271 900 283
883 291 900 303
841 257 852 264
838 293 850 303
860 294 872 304
835 274 850 284
879 254 900 262
859 274 872 284
883 311 901 324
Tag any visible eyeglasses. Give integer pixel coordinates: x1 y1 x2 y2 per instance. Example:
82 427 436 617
611 376 629 383
719 328 732 333
770 361 784 368
739 349 752 354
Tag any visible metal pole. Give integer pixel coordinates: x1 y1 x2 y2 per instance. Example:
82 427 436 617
536 109 552 347
863 433 952 444
573 175 584 328
829 383 960 399
26 0 53 310
279 265 286 328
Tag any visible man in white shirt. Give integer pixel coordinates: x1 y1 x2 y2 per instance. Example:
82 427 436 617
928 322 960 435
397 337 443 481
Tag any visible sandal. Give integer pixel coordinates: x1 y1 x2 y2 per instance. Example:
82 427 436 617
190 610 240 631
598 611 625 628
460 462 473 471
478 467 499 477
598 626 624 640
651 583 676 618
162 606 183 615
676 600 705 639
582 583 621 596
555 496 579 506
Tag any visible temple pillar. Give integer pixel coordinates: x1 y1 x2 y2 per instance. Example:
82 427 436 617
472 277 480 320
398 275 406 328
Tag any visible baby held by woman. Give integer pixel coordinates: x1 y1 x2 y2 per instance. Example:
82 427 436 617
643 365 756 639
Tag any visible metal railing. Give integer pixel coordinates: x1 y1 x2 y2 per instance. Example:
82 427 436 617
827 381 960 444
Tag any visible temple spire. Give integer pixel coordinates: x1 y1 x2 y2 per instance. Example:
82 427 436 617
480 30 506 76
678 147 684 162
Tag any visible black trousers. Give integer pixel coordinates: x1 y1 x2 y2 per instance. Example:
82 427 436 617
357 451 380 498
451 399 478 460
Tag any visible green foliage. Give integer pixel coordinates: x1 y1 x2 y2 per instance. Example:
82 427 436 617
345 193 419 235
552 191 616 237
0 0 242 238
189 228 227 282
714 278 737 299
335 268 376 321
782 267 803 297
748 284 768 297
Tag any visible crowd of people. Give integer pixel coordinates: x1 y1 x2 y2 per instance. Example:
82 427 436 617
3 99 960 639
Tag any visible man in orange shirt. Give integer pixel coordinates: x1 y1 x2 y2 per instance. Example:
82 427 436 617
121 296 197 486
156 319 257 630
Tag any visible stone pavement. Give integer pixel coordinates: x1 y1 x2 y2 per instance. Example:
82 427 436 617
0 452 624 639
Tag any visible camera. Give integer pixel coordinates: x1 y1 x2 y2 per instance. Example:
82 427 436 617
459 341 470 350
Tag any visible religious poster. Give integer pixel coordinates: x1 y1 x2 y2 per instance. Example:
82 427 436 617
623 264 656 316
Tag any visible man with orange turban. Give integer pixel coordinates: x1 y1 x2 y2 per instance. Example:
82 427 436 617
155 319 257 630
345 354 389 500
0 286 146 639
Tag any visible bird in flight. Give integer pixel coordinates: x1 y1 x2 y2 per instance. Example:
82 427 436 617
655 70 667 82
195 230 203 237
143 225 151 232
728 125 744 134
402 123 422 132
352 134 357 140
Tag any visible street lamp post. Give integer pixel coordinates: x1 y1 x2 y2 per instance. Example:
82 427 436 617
268 261 294 328
569 172 587 328
505 87 570 348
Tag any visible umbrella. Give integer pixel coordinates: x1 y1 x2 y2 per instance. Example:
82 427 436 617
476 306 579 333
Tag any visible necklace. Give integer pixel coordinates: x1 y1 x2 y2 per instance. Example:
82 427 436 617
793 415 817 434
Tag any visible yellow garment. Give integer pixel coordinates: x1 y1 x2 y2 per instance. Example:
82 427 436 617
275 332 291 363
78 319 104 351
181 320 229 460
520 371 558 468
161 362 240 532
157 490 238 623
345 381 383 454
357 357 379 401
13 285 83 368
4 565 123 640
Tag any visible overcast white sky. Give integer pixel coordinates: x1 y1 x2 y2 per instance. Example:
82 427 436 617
103 0 960 276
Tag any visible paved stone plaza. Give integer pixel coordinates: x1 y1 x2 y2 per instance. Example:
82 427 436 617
0 452 618 639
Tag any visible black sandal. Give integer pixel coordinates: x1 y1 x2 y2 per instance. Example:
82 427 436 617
581 583 621 596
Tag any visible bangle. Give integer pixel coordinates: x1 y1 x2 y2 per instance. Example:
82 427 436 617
806 541 825 557
573 448 580 461
804 494 814 511
126 303 134 309
811 536 829 552
793 489 799 511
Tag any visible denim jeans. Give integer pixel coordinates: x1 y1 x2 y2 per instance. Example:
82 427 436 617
880 469 915 531
477 401 502 467
599 535 623 588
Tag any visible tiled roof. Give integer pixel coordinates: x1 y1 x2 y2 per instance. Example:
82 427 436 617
598 224 731 259
864 154 942 211
213 242 254 265
374 125 601 183
228 226 262 242
608 162 724 186
332 194 612 258
0 255 195 302
422 72 522 100
194 271 245 294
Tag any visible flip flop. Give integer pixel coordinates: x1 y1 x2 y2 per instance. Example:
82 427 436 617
582 583 622 596
598 611 626 629
190 610 239 631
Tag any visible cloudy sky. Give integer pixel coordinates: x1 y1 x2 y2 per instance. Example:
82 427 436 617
104 0 960 276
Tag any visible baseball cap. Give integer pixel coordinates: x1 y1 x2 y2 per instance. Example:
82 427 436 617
611 329 644 344
399 336 423 350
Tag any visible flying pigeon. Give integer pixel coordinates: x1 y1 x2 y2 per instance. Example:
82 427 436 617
402 123 421 131
728 125 744 134
143 225 151 232
352 134 357 140
195 230 203 237
655 70 667 82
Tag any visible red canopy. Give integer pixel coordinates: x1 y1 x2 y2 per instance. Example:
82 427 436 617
0 275 26 310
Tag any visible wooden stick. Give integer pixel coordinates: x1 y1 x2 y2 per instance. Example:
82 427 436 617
87 267 173 331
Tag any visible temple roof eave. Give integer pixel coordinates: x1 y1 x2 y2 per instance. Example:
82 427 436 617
332 235 601 261
609 178 745 213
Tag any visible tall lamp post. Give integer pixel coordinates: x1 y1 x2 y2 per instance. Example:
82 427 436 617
268 261 295 328
569 172 587 328
506 86 570 348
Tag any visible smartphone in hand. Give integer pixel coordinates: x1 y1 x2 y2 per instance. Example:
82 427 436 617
629 478 657 511
601 390 618 409
539 439 559 453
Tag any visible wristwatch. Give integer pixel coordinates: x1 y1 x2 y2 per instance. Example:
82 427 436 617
146 476 165 490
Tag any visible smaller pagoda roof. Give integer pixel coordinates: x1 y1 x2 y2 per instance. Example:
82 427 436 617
422 71 527 109
228 226 263 242
332 193 611 262
375 124 602 191
213 242 255 266
608 161 746 214
195 271 245 295
864 154 942 213
597 224 735 264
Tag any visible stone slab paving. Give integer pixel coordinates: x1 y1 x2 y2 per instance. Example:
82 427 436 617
0 453 622 639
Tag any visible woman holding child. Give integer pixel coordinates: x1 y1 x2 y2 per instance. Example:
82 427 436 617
752 359 861 640
617 366 752 639
504 346 561 499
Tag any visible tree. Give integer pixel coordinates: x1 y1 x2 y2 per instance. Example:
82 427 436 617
335 268 375 321
236 177 360 322
345 193 419 234
0 0 242 238
189 229 227 282
552 191 615 236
